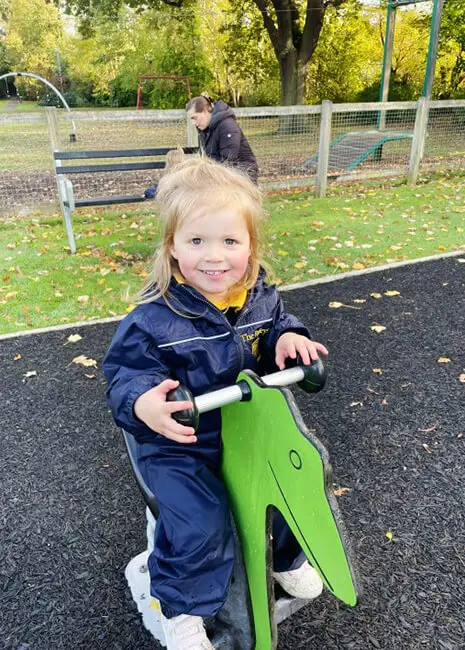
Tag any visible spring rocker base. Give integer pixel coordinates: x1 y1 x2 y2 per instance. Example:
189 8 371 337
123 360 359 649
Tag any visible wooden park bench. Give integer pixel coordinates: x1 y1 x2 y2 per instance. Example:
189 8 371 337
53 147 198 253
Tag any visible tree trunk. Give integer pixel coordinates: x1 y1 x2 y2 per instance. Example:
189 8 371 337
279 50 308 133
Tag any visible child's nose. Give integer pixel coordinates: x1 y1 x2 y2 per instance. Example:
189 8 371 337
205 244 223 261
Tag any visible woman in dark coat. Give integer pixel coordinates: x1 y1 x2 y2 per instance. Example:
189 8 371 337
187 96 259 183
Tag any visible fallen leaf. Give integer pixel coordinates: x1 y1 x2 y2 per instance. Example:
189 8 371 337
384 290 400 297
328 301 361 310
371 324 386 333
418 425 437 433
14 354 22 361
373 368 383 374
385 531 393 541
85 373 96 379
459 374 465 384
353 298 366 304
422 443 431 453
350 401 363 407
370 292 383 299
334 487 351 497
23 370 37 378
77 295 89 304
294 261 307 269
67 334 83 344
438 357 452 363
72 355 97 368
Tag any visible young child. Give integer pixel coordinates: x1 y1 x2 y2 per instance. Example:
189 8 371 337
144 146 186 199
104 157 328 650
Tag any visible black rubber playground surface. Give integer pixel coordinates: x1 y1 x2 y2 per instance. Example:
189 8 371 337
1 255 464 650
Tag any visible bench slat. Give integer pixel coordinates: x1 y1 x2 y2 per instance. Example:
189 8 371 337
56 162 166 174
54 146 199 160
75 195 147 207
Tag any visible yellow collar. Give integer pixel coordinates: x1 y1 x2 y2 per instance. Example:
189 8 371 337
174 272 247 311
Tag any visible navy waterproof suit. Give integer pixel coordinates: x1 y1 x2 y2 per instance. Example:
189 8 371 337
104 273 310 618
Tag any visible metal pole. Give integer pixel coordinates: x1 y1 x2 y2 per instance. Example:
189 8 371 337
195 367 306 414
422 0 444 99
378 2 397 130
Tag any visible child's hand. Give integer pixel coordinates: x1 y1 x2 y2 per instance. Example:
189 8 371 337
275 332 328 370
134 379 197 444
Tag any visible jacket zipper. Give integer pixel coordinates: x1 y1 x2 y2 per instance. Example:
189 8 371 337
178 285 260 379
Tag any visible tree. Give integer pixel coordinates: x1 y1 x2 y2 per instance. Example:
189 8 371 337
62 0 349 106
435 0 465 98
197 0 279 106
306 2 381 103
3 0 62 98
248 0 349 105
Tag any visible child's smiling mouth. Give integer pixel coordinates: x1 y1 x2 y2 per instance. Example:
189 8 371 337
200 270 228 276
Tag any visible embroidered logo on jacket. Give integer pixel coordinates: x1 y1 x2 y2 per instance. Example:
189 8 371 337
240 326 270 358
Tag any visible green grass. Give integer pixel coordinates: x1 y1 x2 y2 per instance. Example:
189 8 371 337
1 170 464 335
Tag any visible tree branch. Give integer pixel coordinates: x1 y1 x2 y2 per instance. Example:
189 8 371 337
252 0 280 55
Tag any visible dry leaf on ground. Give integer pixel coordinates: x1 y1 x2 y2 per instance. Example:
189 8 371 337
72 355 97 368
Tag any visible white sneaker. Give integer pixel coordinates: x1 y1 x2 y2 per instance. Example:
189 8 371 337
273 561 323 600
160 612 213 650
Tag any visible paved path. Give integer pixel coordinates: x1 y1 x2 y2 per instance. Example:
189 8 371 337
1 256 464 649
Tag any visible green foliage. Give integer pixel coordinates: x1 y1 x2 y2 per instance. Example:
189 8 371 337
37 89 89 107
307 3 382 104
3 0 63 98
195 0 279 106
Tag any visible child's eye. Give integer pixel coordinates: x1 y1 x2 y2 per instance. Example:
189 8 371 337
191 238 202 245
225 238 236 245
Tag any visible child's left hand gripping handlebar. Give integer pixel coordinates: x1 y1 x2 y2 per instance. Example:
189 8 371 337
167 357 327 431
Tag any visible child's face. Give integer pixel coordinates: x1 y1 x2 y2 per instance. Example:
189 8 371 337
171 205 251 302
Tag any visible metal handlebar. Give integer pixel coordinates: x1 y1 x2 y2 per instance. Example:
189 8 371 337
167 358 327 430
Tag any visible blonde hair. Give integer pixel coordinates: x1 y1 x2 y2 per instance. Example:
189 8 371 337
164 146 185 171
135 156 265 305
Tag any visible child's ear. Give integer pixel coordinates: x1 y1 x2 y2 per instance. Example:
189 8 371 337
170 247 178 260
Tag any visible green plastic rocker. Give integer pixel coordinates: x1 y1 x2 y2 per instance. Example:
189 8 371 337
123 359 359 649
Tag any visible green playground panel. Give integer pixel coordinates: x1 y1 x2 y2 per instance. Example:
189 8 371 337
221 370 358 650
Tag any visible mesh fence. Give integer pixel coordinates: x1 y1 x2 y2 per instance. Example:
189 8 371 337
1 100 465 217
422 102 465 171
328 104 416 177
235 110 320 183
0 111 56 216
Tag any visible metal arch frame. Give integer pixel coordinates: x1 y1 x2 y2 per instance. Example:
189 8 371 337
377 0 444 129
0 71 76 140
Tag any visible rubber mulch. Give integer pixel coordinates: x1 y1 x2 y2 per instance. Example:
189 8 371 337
1 256 464 650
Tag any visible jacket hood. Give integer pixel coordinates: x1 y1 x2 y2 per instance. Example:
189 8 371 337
209 100 236 130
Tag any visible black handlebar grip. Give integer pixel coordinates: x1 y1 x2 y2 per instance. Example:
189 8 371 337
298 357 327 393
166 384 199 431
285 355 327 393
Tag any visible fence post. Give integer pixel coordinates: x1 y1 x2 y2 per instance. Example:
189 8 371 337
315 100 332 198
407 97 428 185
186 113 199 147
45 107 59 151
